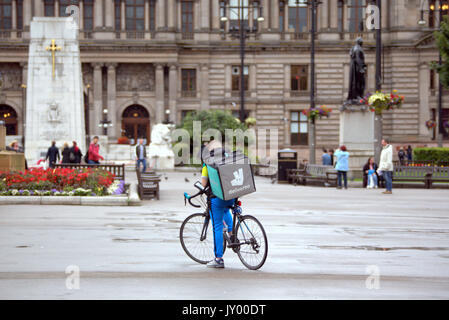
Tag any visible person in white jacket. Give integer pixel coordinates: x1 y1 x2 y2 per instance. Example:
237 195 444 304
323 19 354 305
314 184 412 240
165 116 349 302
377 139 394 194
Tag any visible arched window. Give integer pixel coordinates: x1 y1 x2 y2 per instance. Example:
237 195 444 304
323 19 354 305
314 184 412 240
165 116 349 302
122 105 150 144
0 104 18 135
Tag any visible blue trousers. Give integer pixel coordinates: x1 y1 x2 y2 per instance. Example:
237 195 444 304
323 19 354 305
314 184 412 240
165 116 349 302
209 197 234 259
136 159 147 173
384 171 393 191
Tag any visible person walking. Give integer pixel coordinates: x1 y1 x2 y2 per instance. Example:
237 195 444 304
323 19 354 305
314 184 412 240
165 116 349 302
61 142 72 164
70 141 83 164
335 146 350 189
45 141 60 168
378 138 394 194
322 148 332 166
87 136 104 165
406 145 413 162
398 147 406 166
363 157 379 189
135 139 147 173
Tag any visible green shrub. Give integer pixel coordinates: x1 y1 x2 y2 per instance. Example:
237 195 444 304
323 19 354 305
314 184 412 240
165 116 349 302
413 147 449 163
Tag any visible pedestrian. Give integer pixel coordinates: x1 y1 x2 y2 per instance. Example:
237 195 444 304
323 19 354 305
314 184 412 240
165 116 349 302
398 147 406 166
329 149 335 166
322 148 332 166
135 138 147 173
69 141 83 164
378 138 394 194
61 142 71 164
335 146 350 189
87 136 104 165
363 157 379 189
406 145 413 162
45 141 60 168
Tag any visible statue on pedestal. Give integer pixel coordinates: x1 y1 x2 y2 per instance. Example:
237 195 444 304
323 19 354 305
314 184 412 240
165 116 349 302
346 37 367 106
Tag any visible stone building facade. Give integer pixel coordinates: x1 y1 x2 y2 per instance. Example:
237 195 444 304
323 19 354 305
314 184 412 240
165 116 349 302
0 0 447 160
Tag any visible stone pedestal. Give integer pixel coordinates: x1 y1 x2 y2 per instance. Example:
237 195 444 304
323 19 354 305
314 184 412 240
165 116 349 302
339 105 375 177
24 17 85 164
0 125 5 150
0 151 25 172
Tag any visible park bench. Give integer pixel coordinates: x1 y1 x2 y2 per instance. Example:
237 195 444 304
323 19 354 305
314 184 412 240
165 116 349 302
54 163 125 182
288 164 337 187
136 169 161 200
392 165 433 189
428 166 449 188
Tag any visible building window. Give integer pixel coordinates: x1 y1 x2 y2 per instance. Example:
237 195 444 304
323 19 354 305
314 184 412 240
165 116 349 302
83 0 93 30
288 0 309 33
348 0 366 33
149 0 156 32
291 65 308 92
59 0 79 18
0 104 18 135
429 0 449 28
0 0 12 29
126 0 145 31
220 1 226 30
44 0 55 17
181 0 194 38
291 111 308 146
231 65 249 93
338 0 344 33
279 1 285 32
181 69 197 97
430 68 436 91
115 0 121 30
16 0 23 30
229 0 249 30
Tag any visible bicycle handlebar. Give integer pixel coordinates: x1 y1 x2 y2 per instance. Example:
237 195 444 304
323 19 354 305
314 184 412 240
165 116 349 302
184 181 208 208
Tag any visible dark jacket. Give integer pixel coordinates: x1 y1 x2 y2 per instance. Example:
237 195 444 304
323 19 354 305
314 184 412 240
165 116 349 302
136 144 147 159
46 146 60 163
362 162 379 188
70 146 83 164
61 147 71 164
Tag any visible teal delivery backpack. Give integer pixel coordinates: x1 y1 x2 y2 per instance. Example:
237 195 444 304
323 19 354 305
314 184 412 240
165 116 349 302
203 149 256 201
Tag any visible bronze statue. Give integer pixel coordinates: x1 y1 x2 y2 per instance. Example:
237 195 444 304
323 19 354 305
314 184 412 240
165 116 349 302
346 37 367 104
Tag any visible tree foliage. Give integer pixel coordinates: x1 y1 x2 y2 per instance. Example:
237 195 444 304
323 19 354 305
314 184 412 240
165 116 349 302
432 16 449 88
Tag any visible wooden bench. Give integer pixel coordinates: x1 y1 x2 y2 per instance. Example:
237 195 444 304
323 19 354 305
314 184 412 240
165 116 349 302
54 163 125 182
136 169 161 200
393 166 433 189
428 166 449 188
288 164 337 186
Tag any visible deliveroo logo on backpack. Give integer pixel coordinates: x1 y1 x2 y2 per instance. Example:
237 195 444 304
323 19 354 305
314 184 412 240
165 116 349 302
231 168 244 187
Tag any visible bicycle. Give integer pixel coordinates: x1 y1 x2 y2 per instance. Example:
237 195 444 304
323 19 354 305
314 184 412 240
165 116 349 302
179 181 268 270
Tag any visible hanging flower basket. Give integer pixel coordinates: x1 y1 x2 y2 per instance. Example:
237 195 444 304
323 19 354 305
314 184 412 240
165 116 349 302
425 120 437 130
360 90 404 115
444 121 449 133
302 105 332 121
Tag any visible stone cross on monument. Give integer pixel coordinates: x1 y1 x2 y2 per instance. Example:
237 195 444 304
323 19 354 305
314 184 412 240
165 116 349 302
45 39 61 80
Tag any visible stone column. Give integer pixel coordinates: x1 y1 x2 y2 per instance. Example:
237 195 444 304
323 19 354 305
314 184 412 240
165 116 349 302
79 1 84 31
211 0 220 30
261 0 269 31
200 0 210 30
271 0 279 31
121 0 126 30
145 0 150 31
155 64 165 124
200 64 209 110
283 64 290 98
250 64 256 98
330 0 339 30
23 0 32 29
55 0 59 17
94 0 103 29
92 63 104 135
35 0 44 17
157 0 166 30
12 0 17 30
168 64 178 123
167 0 176 31
320 0 329 30
419 63 431 139
225 64 231 98
105 0 115 30
107 63 117 140
194 0 200 32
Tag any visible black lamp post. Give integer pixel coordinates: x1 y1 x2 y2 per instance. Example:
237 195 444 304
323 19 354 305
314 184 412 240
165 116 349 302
220 0 264 123
419 0 445 147
373 0 383 163
98 108 113 136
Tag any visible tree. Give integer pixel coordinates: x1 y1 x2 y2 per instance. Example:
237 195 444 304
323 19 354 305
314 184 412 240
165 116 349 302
431 16 449 89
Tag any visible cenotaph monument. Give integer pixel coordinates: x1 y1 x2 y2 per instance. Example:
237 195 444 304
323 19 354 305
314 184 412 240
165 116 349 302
25 17 85 163
340 37 374 174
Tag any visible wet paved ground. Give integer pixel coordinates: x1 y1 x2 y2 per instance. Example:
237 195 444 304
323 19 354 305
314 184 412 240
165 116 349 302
0 172 448 299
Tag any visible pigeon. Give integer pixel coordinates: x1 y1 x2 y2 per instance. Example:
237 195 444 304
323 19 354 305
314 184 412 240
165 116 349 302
185 177 190 183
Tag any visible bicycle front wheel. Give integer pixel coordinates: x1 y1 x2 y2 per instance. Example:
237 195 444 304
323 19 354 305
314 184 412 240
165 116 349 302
235 215 268 270
180 213 222 264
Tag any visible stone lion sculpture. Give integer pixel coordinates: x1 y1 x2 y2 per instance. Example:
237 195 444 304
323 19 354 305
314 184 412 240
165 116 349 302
150 123 172 146
148 124 175 169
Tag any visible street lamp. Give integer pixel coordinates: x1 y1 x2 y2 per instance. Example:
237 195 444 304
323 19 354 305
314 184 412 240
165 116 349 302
373 0 383 164
419 0 445 147
220 0 264 123
98 108 113 135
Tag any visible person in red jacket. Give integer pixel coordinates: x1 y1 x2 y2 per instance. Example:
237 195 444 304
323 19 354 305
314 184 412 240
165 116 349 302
88 136 104 164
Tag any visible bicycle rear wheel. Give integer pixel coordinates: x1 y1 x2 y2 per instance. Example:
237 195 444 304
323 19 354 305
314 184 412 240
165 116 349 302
234 215 268 270
180 213 226 264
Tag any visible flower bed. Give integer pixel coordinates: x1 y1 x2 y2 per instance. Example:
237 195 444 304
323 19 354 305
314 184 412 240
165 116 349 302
0 168 125 197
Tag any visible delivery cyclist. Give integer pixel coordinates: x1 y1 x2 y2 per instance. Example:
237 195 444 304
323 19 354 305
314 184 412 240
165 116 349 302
201 140 235 268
